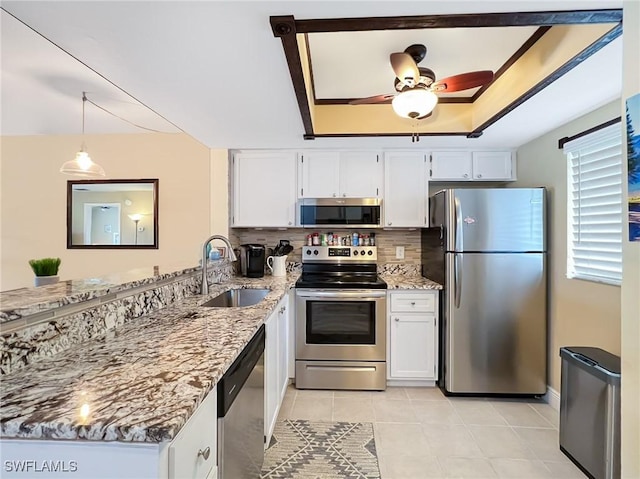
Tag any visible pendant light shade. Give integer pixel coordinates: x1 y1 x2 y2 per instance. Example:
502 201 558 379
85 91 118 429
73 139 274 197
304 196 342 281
60 93 106 177
391 88 438 119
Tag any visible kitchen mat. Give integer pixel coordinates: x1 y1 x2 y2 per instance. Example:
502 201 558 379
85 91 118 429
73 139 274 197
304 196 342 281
261 419 381 479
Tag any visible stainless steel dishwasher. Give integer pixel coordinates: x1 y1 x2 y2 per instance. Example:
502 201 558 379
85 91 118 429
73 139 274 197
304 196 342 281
217 325 265 479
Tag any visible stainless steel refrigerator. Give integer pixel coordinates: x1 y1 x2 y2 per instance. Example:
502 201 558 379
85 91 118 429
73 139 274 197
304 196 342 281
422 188 547 395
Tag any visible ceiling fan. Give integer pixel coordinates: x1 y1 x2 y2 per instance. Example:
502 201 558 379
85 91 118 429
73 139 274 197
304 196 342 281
350 44 494 121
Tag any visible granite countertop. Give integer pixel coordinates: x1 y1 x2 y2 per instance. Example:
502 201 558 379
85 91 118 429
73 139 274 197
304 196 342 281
381 273 443 290
0 272 299 444
0 261 220 323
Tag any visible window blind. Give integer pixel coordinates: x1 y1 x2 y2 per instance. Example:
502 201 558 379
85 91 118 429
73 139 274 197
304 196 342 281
564 123 622 285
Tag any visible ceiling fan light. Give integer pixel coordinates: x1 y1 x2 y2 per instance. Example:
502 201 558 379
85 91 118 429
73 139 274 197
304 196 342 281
392 89 438 119
60 149 106 178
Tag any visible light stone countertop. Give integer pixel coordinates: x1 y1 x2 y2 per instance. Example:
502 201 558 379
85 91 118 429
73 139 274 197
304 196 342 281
0 272 299 443
381 273 443 290
0 261 224 323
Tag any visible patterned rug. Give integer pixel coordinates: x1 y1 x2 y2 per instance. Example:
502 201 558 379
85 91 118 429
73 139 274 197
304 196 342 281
261 420 381 479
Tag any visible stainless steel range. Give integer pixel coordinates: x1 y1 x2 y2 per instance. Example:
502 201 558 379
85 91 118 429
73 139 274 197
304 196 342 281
295 245 387 391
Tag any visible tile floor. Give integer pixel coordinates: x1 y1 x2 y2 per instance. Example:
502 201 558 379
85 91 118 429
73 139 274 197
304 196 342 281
276 385 586 479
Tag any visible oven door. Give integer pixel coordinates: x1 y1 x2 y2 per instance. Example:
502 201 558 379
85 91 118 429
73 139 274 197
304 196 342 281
296 289 386 361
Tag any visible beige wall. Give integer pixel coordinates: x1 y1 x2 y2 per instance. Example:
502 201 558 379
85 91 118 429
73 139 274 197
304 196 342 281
0 133 212 290
514 100 622 392
621 1 640 476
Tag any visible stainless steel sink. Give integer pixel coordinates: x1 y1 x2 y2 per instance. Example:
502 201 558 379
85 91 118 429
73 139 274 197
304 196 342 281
201 288 270 307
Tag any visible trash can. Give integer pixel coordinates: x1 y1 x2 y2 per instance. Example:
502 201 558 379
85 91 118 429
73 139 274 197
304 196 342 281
559 347 621 479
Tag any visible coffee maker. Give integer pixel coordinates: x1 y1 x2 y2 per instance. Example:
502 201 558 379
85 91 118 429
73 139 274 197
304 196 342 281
239 244 266 278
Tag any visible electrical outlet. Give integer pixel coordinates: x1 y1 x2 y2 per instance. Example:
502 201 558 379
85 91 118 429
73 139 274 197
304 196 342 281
395 246 405 259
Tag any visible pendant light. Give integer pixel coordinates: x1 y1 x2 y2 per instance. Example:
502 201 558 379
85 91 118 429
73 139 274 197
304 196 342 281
60 92 106 177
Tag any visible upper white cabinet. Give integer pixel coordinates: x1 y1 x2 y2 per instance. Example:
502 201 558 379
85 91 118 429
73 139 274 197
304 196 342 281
232 151 297 227
383 151 428 228
430 150 515 181
299 151 382 198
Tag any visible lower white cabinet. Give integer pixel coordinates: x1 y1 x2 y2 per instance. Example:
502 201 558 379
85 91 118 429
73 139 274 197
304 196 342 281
387 291 438 381
265 294 290 447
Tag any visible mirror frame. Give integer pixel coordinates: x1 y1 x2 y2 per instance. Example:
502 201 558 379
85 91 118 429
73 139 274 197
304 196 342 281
66 179 159 249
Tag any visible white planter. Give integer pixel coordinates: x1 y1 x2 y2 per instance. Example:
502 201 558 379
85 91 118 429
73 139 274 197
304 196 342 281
34 275 59 287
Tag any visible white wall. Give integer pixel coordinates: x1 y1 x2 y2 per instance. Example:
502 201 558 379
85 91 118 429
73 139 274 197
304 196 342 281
621 1 640 475
0 132 212 290
514 101 622 392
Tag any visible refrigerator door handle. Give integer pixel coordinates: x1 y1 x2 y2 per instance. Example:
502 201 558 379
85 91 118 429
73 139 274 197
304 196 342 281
454 253 462 309
454 196 463 252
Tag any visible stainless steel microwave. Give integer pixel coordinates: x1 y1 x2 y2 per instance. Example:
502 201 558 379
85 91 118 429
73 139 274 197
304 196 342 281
299 198 382 228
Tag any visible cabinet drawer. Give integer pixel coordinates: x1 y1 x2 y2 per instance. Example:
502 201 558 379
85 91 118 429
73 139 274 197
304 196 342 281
390 293 435 313
169 387 217 479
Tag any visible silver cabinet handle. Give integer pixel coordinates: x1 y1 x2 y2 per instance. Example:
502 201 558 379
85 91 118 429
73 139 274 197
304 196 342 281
394 317 399 322
333 193 337 197
388 222 392 226
477 174 482 178
198 447 211 461
463 173 469 178
288 221 292 225
343 193 346 197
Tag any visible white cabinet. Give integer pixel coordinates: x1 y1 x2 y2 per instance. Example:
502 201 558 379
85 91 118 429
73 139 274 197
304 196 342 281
388 291 438 381
232 151 297 227
430 150 515 181
299 151 382 198
265 294 290 447
169 387 217 479
383 151 428 228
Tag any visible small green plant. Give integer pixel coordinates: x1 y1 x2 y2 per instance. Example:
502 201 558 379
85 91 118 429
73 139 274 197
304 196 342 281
28 257 61 277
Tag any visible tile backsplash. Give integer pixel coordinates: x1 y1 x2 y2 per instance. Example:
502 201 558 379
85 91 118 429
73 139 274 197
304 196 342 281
232 229 422 264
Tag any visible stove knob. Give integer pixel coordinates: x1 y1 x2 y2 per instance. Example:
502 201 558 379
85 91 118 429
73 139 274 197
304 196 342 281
360 250 366 255
313 249 319 255
353 250 358 256
367 250 373 256
306 249 312 255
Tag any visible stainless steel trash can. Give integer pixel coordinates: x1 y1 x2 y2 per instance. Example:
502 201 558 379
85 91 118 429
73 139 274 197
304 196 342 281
559 347 621 479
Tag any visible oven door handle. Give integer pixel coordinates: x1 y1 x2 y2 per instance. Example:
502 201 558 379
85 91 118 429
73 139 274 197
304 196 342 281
296 290 387 299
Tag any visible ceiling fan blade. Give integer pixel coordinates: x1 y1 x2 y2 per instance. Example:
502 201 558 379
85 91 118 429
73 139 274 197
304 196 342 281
431 70 494 93
349 94 395 105
390 52 419 87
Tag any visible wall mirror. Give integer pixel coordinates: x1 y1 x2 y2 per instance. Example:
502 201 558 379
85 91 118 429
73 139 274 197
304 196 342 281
67 179 159 249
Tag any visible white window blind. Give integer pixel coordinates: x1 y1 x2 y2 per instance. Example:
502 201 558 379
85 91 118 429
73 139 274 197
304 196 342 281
564 122 622 285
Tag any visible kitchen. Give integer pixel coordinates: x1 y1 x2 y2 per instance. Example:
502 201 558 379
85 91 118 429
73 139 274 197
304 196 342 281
1 2 638 479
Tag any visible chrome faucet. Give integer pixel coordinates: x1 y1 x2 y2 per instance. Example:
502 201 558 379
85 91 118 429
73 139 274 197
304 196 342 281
201 235 237 295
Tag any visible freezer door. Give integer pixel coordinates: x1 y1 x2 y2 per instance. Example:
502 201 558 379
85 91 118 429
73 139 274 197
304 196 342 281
444 252 547 394
451 188 546 252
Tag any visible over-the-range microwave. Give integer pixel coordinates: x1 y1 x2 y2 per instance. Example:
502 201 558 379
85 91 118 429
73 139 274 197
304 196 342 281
298 198 382 228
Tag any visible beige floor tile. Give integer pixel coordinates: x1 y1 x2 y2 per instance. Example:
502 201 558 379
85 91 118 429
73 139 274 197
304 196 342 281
489 458 553 478
412 400 464 425
379 454 443 478
422 423 483 457
333 397 376 422
372 387 409 401
333 389 376 399
289 397 333 421
468 425 537 459
404 386 448 400
530 402 559 429
276 394 295 420
373 399 418 423
374 423 430 457
294 388 334 399
543 460 588 478
437 457 498 478
450 399 509 426
513 427 569 462
490 400 556 428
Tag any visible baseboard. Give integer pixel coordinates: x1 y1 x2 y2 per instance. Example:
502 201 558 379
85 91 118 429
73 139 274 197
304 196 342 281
386 379 437 387
544 385 560 411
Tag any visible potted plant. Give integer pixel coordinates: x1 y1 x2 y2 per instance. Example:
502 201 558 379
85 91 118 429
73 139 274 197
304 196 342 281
29 257 61 287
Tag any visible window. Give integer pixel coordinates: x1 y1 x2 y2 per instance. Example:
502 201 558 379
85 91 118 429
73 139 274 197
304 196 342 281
565 122 622 285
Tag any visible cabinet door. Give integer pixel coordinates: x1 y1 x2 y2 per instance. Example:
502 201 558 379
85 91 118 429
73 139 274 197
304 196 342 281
383 152 427 227
264 310 279 446
299 151 340 197
472 151 513 180
233 151 297 227
389 313 436 379
339 152 382 198
277 299 289 401
430 151 473 180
